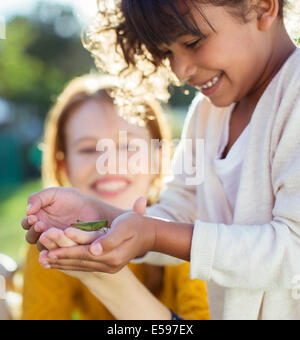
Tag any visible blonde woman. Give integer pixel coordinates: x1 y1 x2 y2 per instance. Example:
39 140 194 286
22 74 210 320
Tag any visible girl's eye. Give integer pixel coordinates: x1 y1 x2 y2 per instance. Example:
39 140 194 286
185 38 203 50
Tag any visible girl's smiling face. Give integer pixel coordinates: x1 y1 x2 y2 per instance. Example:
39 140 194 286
163 3 280 107
61 97 157 210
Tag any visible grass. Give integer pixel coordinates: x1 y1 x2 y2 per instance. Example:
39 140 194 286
0 179 42 263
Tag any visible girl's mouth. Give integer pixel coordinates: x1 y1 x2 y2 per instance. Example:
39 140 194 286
91 177 131 197
194 72 224 96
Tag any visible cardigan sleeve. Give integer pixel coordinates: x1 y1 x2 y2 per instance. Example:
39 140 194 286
190 98 300 290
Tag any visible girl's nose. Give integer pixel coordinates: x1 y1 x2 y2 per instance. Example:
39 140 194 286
170 53 198 83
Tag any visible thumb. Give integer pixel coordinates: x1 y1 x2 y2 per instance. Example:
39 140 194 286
27 188 57 216
133 196 147 216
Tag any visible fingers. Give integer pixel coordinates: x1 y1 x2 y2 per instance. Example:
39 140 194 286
49 262 113 273
24 220 47 245
45 240 133 273
40 228 77 250
39 250 50 268
26 193 42 216
37 241 47 252
47 245 91 261
26 188 57 216
64 228 103 245
39 229 59 250
133 196 147 215
25 226 42 245
21 215 38 230
89 218 132 256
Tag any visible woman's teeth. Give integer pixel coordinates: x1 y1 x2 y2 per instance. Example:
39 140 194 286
95 181 128 192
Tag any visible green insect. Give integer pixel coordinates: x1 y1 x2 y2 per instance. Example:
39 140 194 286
70 219 109 232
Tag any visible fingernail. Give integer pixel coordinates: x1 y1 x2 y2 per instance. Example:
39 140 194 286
27 203 32 212
34 224 42 233
40 250 48 257
48 253 58 260
41 262 51 269
91 243 103 256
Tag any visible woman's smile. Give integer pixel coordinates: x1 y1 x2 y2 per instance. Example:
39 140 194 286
91 176 132 197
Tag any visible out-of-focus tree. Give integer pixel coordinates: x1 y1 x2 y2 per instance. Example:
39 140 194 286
0 2 94 116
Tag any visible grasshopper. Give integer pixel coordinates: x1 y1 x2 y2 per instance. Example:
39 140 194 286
70 219 109 232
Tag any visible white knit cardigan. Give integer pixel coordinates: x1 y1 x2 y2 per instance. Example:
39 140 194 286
140 48 300 320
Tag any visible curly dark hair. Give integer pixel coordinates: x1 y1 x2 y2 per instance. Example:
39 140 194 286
84 0 288 122
116 0 287 67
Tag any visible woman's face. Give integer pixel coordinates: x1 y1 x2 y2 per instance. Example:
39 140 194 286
62 97 158 210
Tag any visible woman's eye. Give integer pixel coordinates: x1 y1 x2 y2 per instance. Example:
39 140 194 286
119 144 130 151
78 148 97 154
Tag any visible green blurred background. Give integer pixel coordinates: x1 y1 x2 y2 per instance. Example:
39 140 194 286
0 0 199 263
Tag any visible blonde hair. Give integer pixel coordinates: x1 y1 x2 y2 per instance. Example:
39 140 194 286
42 74 173 205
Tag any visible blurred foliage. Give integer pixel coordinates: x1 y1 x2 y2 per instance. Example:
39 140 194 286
0 2 95 116
0 1 193 118
0 180 42 262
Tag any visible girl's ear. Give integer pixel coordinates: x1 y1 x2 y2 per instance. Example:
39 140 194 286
255 0 280 30
58 159 67 172
58 159 69 179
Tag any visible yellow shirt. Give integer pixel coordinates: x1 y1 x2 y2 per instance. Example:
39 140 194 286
22 246 210 320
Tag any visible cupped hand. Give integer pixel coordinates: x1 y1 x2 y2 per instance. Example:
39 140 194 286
22 187 102 246
39 196 155 274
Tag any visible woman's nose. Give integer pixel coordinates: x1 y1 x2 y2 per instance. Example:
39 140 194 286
170 53 198 83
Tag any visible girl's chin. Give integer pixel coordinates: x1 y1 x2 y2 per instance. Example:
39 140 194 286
92 193 134 210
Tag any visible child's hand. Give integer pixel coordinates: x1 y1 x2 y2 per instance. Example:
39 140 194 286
40 197 157 273
21 187 110 247
39 227 105 251
38 227 105 266
39 228 78 250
